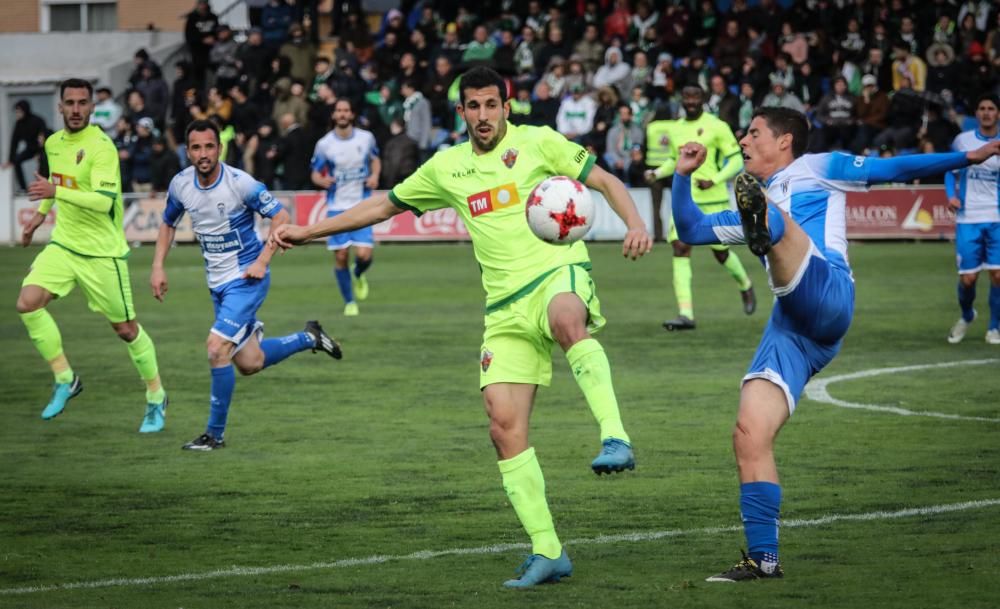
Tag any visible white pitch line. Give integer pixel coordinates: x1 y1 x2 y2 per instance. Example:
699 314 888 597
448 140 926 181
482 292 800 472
804 359 1000 422
2 498 999 596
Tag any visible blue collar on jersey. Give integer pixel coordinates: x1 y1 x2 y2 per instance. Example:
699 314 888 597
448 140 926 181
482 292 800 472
193 162 226 191
973 128 1000 142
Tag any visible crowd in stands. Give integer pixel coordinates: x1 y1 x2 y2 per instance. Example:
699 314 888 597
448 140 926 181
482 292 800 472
9 0 1000 194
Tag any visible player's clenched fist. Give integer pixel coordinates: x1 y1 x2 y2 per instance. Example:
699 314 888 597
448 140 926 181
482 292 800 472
270 223 309 249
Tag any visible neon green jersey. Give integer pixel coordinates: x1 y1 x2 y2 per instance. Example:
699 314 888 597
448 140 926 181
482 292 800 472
389 123 597 310
40 124 127 258
654 113 743 204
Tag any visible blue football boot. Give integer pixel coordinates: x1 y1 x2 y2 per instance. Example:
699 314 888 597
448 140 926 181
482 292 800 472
139 395 168 433
502 550 573 588
41 375 83 420
591 438 635 475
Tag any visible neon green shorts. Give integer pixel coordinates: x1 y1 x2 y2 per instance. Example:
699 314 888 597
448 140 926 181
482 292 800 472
23 244 135 323
668 199 731 251
479 264 606 389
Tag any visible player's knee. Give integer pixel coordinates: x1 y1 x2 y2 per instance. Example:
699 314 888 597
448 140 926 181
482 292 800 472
15 295 41 314
234 357 263 376
113 323 138 342
960 273 978 288
712 248 730 263
671 242 691 257
989 270 1000 285
205 339 232 367
732 419 763 459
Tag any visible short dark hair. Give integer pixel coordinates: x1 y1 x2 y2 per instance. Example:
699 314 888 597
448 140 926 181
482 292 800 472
751 107 810 158
60 78 93 99
333 97 355 114
459 66 508 104
975 92 1000 111
185 118 220 144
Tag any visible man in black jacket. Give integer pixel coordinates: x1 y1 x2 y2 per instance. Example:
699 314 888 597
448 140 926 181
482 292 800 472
4 100 48 191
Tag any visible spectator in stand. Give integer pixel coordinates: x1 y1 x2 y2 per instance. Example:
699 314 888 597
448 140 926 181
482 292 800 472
675 50 710 91
630 52 652 93
306 82 335 145
920 102 961 152
246 119 281 187
714 19 749 78
493 29 517 77
589 85 621 160
261 0 293 50
112 117 136 192
861 46 893 92
4 100 47 192
778 20 811 66
184 0 218 86
594 47 632 98
529 79 560 128
271 77 309 130
629 85 651 127
398 52 426 93
564 58 590 97
853 74 890 153
514 25 540 84
556 83 597 143
437 22 463 67
814 76 856 152
892 37 928 92
373 30 406 83
536 27 573 79
604 104 645 181
277 112 311 189
840 17 867 63
692 0 719 54
659 2 690 57
127 48 151 90
125 90 155 129
400 79 432 158
708 74 740 135
91 86 122 137
792 61 823 110
309 56 334 103
131 117 156 192
985 12 1000 65
574 24 606 75
281 22 318 84
524 0 548 35
898 15 922 57
736 80 756 138
134 62 169 128
926 44 960 98
379 118 419 188
170 61 198 148
463 25 497 68
605 0 632 43
769 52 795 89
509 85 533 125
205 86 233 126
209 24 241 92
238 28 274 94
761 78 805 113
873 78 924 151
541 56 568 100
409 29 432 74
629 1 659 51
957 13 982 57
426 55 457 129
650 52 675 104
329 57 365 112
379 8 408 43
958 0 991 32
150 136 180 193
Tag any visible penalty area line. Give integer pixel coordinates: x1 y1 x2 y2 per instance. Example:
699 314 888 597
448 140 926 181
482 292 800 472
2 498 999 596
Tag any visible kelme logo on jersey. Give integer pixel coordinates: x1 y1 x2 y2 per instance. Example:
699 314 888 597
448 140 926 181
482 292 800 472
501 148 518 169
467 183 520 217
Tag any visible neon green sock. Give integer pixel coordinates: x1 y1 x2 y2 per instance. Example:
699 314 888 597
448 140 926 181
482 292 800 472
567 338 630 443
672 256 694 318
720 249 752 290
20 309 74 383
499 447 561 559
126 325 164 403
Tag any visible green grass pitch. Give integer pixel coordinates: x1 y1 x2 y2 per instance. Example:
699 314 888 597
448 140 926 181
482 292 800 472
1 241 998 608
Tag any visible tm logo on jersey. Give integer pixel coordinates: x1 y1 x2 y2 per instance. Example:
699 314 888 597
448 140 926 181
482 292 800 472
467 183 520 217
50 172 78 190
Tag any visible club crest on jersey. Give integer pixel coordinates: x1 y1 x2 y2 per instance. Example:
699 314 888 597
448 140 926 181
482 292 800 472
501 148 518 169
217 202 226 217
76 149 85 164
780 179 789 195
480 349 494 372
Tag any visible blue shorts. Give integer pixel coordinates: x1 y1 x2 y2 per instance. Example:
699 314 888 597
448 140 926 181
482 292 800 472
209 274 269 352
326 208 375 250
745 245 855 414
955 222 1000 274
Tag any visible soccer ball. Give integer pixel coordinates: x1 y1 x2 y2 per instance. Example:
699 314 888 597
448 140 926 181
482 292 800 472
525 176 595 244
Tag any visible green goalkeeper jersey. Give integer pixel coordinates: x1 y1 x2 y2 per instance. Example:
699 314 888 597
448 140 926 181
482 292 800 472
652 112 743 204
38 124 128 258
389 123 596 311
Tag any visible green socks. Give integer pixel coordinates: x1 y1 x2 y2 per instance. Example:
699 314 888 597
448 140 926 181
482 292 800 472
672 256 694 318
499 447 561 559
126 325 165 403
566 338 630 442
721 249 752 290
20 309 74 383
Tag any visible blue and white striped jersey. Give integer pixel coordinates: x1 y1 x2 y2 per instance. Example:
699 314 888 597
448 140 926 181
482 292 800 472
948 130 1000 224
310 128 379 212
764 153 871 273
163 164 282 288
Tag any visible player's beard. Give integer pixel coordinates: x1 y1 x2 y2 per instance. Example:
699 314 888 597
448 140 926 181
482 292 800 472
471 119 505 153
64 114 90 134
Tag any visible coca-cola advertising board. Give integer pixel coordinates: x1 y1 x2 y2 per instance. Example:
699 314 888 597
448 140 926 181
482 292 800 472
844 187 956 239
293 191 470 241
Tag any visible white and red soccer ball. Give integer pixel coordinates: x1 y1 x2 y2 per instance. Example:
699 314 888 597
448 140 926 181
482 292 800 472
525 176 594 244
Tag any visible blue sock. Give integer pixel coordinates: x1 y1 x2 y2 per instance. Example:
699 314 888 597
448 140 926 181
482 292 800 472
741 481 782 566
354 256 372 278
261 332 314 369
989 285 1000 330
958 281 976 323
335 267 353 303
766 204 786 245
207 365 235 440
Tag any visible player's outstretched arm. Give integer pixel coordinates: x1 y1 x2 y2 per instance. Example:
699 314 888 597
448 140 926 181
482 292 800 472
271 192 403 250
584 164 652 260
671 143 745 246
150 223 176 302
863 145 1000 184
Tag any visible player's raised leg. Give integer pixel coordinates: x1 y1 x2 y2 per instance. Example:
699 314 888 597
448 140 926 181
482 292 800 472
485 382 573 588
548 287 634 475
17 281 82 419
